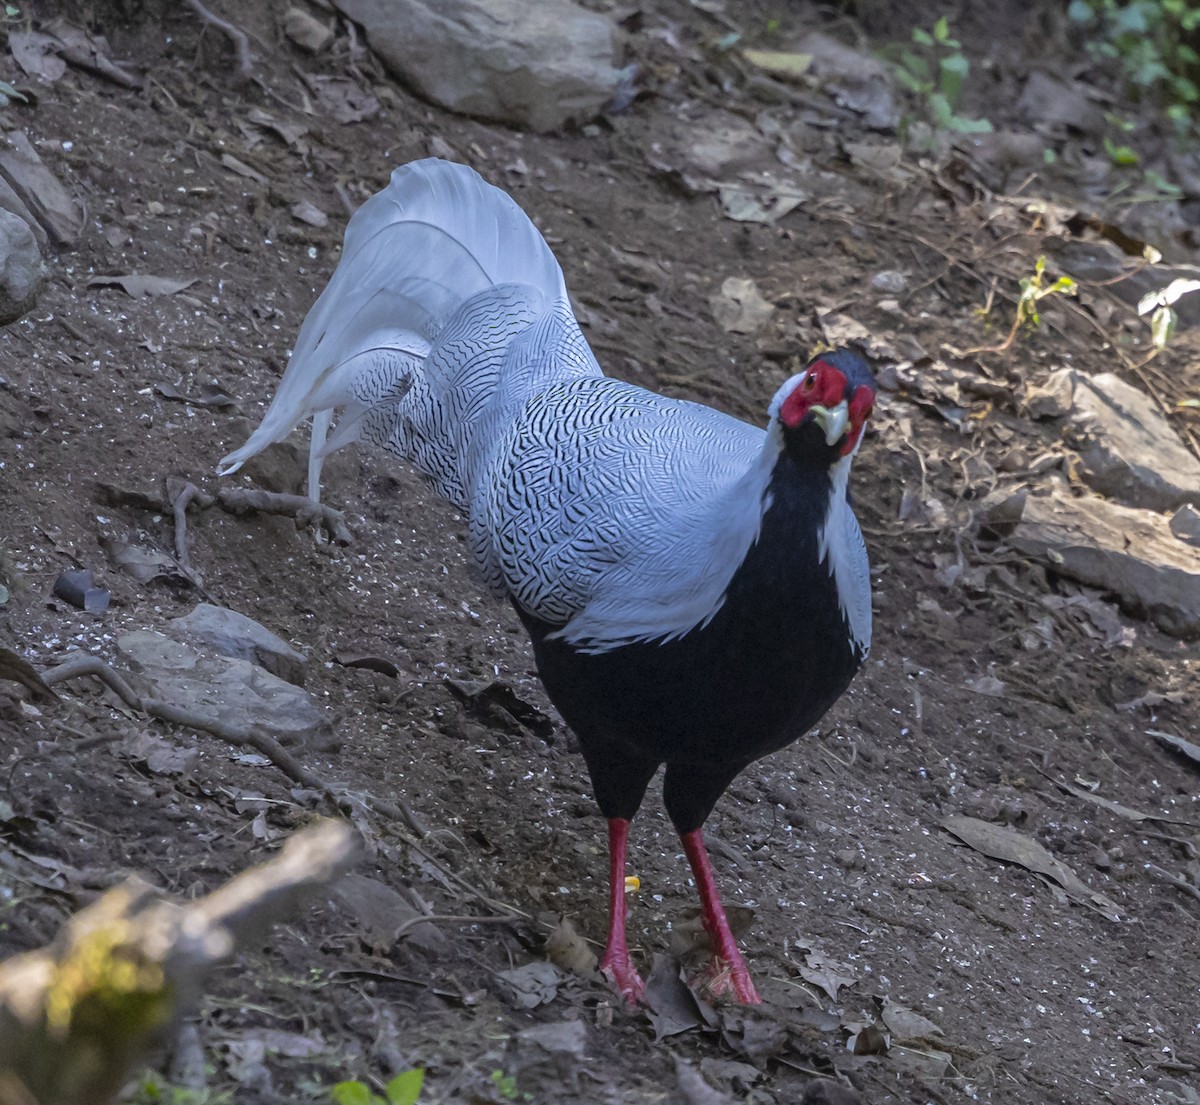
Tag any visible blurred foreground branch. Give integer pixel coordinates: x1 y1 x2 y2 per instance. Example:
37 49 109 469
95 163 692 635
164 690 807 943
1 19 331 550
0 820 358 1105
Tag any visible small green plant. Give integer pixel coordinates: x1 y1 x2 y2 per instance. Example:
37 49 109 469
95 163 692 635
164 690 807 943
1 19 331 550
1138 276 1200 350
1103 114 1141 165
127 1073 232 1105
489 1070 531 1102
330 1070 424 1105
1014 257 1078 332
1069 0 1200 133
889 16 993 134
967 256 1077 355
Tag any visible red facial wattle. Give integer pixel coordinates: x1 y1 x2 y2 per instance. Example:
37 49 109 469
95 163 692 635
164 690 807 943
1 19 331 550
840 385 876 457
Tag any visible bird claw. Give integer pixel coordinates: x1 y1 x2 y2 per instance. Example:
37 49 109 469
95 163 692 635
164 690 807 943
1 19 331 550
691 956 763 1005
599 952 646 1006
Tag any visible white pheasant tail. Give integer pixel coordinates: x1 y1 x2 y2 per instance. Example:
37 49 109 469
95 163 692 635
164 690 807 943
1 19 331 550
219 159 871 656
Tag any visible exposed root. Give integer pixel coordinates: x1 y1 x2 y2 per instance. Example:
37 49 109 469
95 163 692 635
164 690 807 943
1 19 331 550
184 0 255 85
217 487 354 545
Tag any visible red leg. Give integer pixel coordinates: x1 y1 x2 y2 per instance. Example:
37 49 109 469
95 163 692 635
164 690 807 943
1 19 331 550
597 818 645 1005
680 828 762 1004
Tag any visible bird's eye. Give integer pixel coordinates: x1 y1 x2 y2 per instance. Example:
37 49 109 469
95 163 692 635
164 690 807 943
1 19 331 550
803 374 816 390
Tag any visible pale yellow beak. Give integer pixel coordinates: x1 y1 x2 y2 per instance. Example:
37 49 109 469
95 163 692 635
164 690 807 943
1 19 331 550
812 400 849 446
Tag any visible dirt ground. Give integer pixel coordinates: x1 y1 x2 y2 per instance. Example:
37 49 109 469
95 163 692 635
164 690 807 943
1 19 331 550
1 2 1199 1103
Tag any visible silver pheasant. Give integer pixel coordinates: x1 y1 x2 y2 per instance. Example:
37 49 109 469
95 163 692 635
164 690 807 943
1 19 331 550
220 159 876 1004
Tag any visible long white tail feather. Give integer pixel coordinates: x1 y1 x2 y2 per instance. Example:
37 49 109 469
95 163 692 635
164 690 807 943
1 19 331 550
217 159 569 486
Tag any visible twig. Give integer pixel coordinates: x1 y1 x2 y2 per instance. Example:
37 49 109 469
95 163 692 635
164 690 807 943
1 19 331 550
184 0 255 84
0 821 357 1105
217 487 354 545
393 913 522 940
167 480 213 569
39 656 429 840
1147 863 1200 905
41 654 141 708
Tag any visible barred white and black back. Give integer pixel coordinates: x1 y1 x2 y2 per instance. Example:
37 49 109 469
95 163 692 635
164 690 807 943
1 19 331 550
219 159 870 656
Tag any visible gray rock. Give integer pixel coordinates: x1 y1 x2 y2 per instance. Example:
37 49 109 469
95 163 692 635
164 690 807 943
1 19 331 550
1016 72 1106 136
331 0 623 133
1049 368 1200 510
1022 370 1075 420
797 32 898 131
0 130 82 247
1171 504 1200 548
0 208 46 324
169 602 308 686
987 493 1200 639
116 630 334 749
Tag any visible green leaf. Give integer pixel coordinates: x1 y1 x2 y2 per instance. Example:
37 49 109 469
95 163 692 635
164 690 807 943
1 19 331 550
898 50 931 83
385 1070 425 1105
928 91 955 128
911 27 934 47
1150 305 1176 350
946 113 994 134
332 1082 378 1105
1144 169 1183 197
939 52 969 106
933 16 950 41
1103 137 1140 165
894 67 929 94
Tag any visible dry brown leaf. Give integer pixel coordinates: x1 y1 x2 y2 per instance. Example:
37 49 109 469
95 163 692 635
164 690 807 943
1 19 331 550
942 814 1123 921
88 274 198 298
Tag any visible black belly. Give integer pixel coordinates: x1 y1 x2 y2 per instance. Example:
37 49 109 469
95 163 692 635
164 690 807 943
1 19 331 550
514 461 866 832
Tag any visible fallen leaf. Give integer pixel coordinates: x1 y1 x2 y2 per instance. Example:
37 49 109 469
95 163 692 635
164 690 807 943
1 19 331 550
879 998 943 1041
291 199 328 228
675 1058 738 1105
219 153 268 183
48 22 142 89
942 814 1123 921
644 954 703 1040
1149 729 1200 768
334 652 401 678
710 277 775 334
742 49 813 82
1116 691 1186 711
153 381 237 408
545 915 598 976
329 873 449 954
799 950 857 1001
717 180 805 223
8 32 67 82
88 274 198 298
516 1019 587 1057
444 677 553 737
889 1044 954 1080
496 960 561 1009
309 75 378 124
1043 773 1187 825
847 1022 888 1055
101 536 193 587
697 1058 762 1094
123 731 195 777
